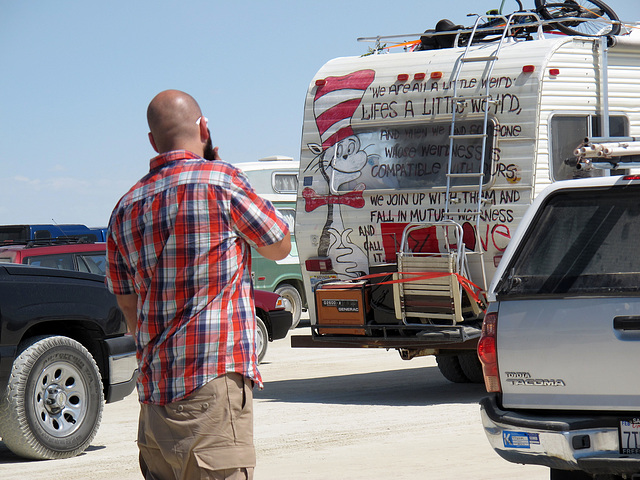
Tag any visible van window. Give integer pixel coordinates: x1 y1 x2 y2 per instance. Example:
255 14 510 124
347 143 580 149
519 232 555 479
273 173 298 193
340 120 494 191
277 208 296 230
550 115 628 181
498 186 640 296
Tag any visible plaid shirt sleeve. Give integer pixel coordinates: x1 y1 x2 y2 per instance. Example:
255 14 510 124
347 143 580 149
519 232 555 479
104 216 136 296
229 170 289 247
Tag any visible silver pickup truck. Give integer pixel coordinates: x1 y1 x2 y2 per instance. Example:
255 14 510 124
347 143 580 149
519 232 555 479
478 175 640 480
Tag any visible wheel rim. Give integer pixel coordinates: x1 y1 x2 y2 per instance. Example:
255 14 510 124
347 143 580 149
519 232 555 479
275 285 302 328
32 360 89 437
542 1 619 36
281 292 298 319
256 324 265 359
281 297 293 312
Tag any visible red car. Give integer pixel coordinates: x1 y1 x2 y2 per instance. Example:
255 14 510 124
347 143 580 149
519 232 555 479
0 241 107 273
0 240 291 363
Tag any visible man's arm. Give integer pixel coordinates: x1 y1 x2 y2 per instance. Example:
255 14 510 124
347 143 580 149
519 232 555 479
255 232 291 261
115 293 139 334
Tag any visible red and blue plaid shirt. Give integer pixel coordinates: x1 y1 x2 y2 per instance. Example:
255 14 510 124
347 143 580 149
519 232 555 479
105 150 289 405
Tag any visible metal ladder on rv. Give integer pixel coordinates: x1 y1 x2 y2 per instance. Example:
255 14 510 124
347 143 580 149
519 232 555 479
394 14 545 330
442 13 543 291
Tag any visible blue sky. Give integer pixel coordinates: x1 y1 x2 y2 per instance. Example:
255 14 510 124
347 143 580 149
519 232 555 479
1 0 637 227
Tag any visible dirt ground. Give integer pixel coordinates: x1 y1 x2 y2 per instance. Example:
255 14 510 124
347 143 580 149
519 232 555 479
0 326 549 480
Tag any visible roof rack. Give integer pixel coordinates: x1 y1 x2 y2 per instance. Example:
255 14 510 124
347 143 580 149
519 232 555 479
357 16 624 52
1 235 98 248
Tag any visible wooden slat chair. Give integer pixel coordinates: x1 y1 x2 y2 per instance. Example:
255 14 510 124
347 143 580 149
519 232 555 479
393 222 484 326
394 253 464 325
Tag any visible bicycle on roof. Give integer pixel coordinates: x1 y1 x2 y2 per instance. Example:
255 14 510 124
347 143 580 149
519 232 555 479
422 0 619 49
482 0 619 37
371 0 621 54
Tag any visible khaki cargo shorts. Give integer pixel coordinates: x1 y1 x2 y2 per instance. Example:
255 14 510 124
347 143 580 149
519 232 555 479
138 373 255 480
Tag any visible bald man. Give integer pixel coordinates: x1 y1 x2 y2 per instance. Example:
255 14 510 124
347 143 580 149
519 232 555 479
105 90 291 480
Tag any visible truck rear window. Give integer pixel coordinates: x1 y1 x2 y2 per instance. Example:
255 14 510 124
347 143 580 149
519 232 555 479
497 185 640 296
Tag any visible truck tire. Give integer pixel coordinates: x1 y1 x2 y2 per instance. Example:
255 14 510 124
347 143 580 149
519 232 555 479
549 468 597 479
0 335 104 460
256 316 269 364
275 284 303 329
435 355 470 383
458 352 485 384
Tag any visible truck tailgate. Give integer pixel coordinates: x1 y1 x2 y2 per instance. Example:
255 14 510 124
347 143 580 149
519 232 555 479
497 297 640 411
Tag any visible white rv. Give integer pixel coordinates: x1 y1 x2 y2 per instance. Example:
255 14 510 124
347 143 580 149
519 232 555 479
292 13 640 382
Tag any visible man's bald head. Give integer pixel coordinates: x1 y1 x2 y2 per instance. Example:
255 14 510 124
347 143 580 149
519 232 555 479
147 90 207 155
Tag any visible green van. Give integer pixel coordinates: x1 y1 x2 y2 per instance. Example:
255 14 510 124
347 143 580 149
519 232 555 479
237 156 306 328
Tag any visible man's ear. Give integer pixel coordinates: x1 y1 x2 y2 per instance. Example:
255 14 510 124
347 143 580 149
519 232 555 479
198 116 209 142
148 132 159 153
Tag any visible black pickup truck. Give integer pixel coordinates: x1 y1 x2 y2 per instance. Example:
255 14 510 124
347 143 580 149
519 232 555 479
0 264 137 460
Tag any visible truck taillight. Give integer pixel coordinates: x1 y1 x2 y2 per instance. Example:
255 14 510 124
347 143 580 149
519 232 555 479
478 311 501 393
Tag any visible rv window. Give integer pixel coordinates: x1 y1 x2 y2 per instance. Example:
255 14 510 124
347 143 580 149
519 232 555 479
330 120 494 191
550 115 628 181
591 116 627 140
273 173 298 193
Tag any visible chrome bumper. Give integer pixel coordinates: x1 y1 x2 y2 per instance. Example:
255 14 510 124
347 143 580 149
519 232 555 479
480 395 640 476
109 349 138 384
104 335 138 403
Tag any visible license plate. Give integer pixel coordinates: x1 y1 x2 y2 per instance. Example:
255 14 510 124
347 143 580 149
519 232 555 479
619 419 640 455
